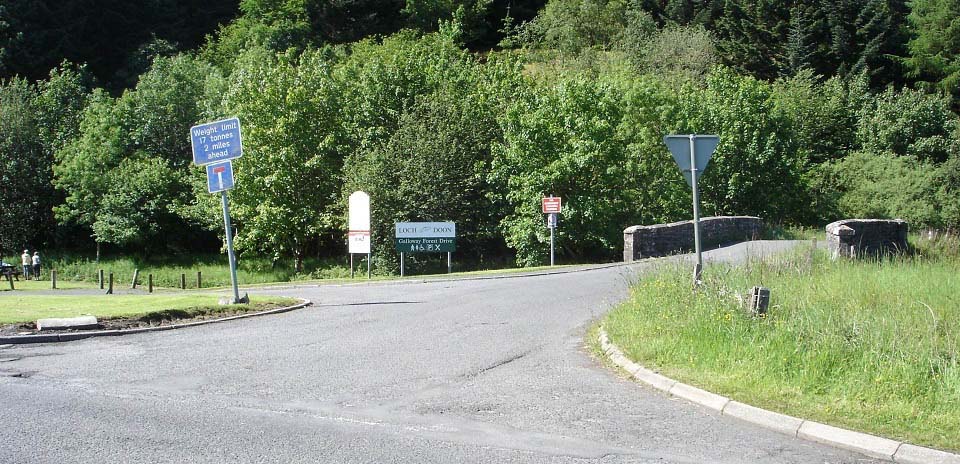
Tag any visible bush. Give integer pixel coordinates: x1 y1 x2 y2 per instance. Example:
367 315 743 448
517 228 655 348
857 86 960 163
674 68 812 224
339 31 523 272
345 89 505 272
210 48 346 270
820 151 941 227
492 76 661 266
771 71 869 164
634 24 717 81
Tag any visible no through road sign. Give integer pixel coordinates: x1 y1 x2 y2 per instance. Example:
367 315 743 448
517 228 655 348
206 161 235 193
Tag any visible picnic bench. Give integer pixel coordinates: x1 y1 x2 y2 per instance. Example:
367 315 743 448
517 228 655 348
0 264 22 281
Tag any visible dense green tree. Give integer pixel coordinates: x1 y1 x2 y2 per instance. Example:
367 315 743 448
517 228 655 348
203 0 521 72
665 0 696 23
933 150 960 228
902 0 960 106
635 24 718 80
856 86 959 163
334 30 481 156
714 0 790 80
0 0 237 89
404 0 494 43
616 5 657 60
674 67 811 223
339 31 523 270
54 55 217 255
784 3 816 75
821 150 942 227
648 0 723 26
203 0 315 72
311 0 406 43
521 0 632 54
0 78 55 256
645 0 908 84
346 88 506 271
492 76 651 265
771 70 869 164
616 78 692 226
210 48 346 270
851 0 908 85
0 67 87 256
33 63 94 153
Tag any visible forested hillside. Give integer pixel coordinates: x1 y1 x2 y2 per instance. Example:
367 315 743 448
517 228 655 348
2 0 959 270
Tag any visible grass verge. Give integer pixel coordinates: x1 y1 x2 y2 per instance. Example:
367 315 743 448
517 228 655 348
604 239 960 452
2 253 588 288
0 294 300 325
0 279 99 291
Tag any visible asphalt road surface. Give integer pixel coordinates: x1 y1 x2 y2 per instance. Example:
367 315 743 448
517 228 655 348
0 241 880 463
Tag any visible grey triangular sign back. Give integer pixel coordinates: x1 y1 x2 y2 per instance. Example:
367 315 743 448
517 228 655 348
664 135 720 187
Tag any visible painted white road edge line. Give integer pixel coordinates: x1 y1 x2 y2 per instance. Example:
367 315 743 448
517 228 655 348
598 327 960 464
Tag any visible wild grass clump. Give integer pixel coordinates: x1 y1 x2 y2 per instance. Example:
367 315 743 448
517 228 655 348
605 242 960 451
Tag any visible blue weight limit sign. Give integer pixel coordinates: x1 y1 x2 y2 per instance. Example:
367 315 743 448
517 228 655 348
206 161 235 193
191 117 243 165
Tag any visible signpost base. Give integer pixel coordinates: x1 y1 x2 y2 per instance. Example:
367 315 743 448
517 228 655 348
550 224 555 266
221 191 241 304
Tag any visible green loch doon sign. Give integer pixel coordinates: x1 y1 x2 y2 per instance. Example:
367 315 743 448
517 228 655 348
395 222 456 253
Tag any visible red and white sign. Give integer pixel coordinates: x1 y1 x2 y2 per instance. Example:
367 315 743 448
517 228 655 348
348 191 371 254
348 230 370 254
542 197 562 214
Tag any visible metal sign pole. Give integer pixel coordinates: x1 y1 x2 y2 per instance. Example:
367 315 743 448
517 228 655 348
350 254 355 278
550 218 555 266
367 252 371 279
400 252 405 277
221 191 241 303
689 135 703 284
447 252 452 274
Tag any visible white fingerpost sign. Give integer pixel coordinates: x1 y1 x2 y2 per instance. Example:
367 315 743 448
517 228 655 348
664 134 719 285
348 191 371 278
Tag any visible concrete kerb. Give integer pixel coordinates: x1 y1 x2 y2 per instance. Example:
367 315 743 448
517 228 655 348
598 327 960 464
0 298 312 345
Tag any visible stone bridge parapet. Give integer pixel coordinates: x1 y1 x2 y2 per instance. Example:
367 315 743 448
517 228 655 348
623 216 763 262
825 219 908 258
